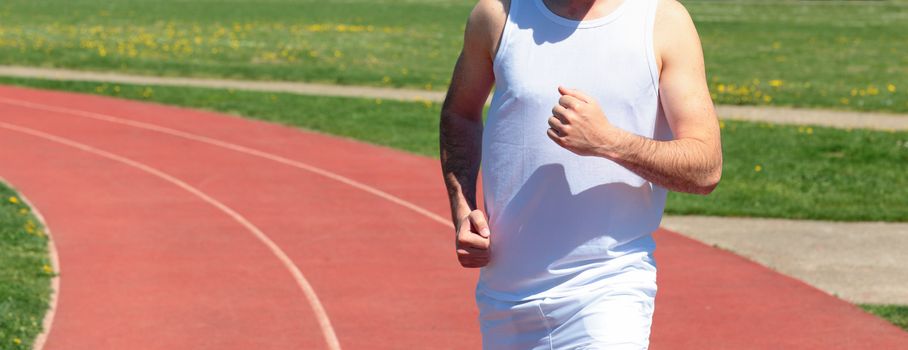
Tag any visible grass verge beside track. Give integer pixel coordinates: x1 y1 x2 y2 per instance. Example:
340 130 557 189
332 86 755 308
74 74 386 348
0 182 54 350
861 305 908 332
0 0 905 113
2 77 906 222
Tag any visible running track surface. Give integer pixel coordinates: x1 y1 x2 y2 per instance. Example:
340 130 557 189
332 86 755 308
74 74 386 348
1 85 905 349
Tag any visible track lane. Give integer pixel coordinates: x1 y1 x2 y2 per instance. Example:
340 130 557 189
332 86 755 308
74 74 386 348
0 88 483 349
0 126 330 349
2 85 907 349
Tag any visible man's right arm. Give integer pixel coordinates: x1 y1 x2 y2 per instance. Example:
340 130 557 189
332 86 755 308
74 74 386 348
439 0 506 268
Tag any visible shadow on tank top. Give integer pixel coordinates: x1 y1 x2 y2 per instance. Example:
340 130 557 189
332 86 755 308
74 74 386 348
511 0 580 45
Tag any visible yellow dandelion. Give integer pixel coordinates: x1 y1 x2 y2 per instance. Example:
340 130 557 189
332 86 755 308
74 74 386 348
374 98 383 105
867 86 879 96
840 98 850 105
850 88 858 97
887 83 897 93
769 80 783 88
19 208 28 215
717 84 726 93
333 50 343 58
763 95 772 103
754 164 762 172
13 338 22 345
719 121 726 129
43 264 53 274
382 76 391 84
806 127 813 134
8 196 19 204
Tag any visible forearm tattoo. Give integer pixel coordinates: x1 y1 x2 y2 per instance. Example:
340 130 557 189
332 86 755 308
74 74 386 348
439 111 483 222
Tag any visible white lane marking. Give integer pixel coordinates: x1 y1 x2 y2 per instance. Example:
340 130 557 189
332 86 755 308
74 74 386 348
0 122 342 350
0 177 60 350
0 97 455 230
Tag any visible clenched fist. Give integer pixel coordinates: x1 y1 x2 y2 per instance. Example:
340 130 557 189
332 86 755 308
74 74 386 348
455 209 491 268
547 86 625 157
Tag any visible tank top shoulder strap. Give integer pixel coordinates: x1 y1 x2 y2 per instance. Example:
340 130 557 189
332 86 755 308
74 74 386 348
492 0 521 66
643 0 660 93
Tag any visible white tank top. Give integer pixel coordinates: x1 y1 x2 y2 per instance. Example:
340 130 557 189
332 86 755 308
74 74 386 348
479 0 673 301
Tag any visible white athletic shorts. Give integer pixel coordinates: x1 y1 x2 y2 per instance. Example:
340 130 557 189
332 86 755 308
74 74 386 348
476 278 657 349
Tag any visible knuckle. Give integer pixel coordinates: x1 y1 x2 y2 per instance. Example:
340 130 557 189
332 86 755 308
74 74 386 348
471 211 487 224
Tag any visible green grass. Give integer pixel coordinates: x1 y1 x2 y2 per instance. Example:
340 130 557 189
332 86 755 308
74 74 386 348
0 182 54 350
860 304 908 332
2 76 906 222
0 0 906 113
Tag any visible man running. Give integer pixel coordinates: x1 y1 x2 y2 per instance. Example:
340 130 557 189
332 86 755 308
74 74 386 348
439 0 722 348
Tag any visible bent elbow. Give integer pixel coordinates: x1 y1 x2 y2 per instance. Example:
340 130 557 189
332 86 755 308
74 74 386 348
696 165 722 195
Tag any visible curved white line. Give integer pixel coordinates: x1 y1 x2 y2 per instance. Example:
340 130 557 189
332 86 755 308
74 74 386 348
0 122 342 350
0 177 60 350
0 97 454 230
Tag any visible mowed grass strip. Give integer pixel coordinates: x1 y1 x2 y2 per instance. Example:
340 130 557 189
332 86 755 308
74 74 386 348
0 182 54 350
2 77 906 222
0 0 906 113
860 305 908 332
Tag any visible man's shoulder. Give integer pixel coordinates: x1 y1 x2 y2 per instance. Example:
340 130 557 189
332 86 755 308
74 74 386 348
656 0 690 25
653 0 700 65
467 0 509 34
466 0 510 57
655 0 694 29
470 0 509 23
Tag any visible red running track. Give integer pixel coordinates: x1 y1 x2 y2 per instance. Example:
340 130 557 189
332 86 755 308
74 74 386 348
0 85 905 349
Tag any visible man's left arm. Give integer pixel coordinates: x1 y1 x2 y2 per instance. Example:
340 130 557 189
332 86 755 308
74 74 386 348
547 0 722 195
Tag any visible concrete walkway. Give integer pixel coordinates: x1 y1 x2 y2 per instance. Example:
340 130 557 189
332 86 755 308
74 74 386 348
661 216 908 304
1 65 907 131
1 65 906 305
